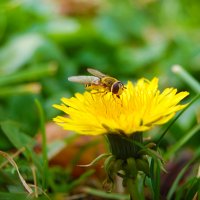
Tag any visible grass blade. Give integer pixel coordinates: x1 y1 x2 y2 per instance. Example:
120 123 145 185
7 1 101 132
172 65 200 93
167 148 200 200
157 93 200 147
35 99 48 191
164 123 200 160
150 159 161 200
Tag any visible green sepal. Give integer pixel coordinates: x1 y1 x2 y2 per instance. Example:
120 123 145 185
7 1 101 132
138 148 163 163
145 142 156 149
104 155 116 179
103 155 116 192
136 157 150 177
78 153 111 167
125 157 138 178
113 159 124 173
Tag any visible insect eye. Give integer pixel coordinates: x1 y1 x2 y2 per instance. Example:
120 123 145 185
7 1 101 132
111 82 120 94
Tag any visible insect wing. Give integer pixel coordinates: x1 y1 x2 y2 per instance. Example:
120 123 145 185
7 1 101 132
68 75 100 84
87 68 107 78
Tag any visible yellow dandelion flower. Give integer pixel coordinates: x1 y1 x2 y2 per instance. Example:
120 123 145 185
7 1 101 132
53 77 189 135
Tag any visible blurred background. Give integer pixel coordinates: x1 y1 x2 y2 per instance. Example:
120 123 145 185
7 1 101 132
0 0 199 199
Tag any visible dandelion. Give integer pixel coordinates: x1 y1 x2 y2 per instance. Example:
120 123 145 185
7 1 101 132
53 77 189 199
53 78 188 136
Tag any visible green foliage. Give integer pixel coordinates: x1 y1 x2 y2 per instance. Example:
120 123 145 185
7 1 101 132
0 0 200 199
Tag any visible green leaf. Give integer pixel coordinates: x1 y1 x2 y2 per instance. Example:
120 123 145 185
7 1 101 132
0 120 35 158
0 192 28 200
67 170 95 192
0 34 45 75
0 192 50 200
83 187 129 200
0 63 57 86
6 94 40 136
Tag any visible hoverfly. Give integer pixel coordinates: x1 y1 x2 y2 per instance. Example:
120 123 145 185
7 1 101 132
68 68 126 97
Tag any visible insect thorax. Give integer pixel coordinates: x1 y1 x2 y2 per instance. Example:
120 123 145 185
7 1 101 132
101 77 118 88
